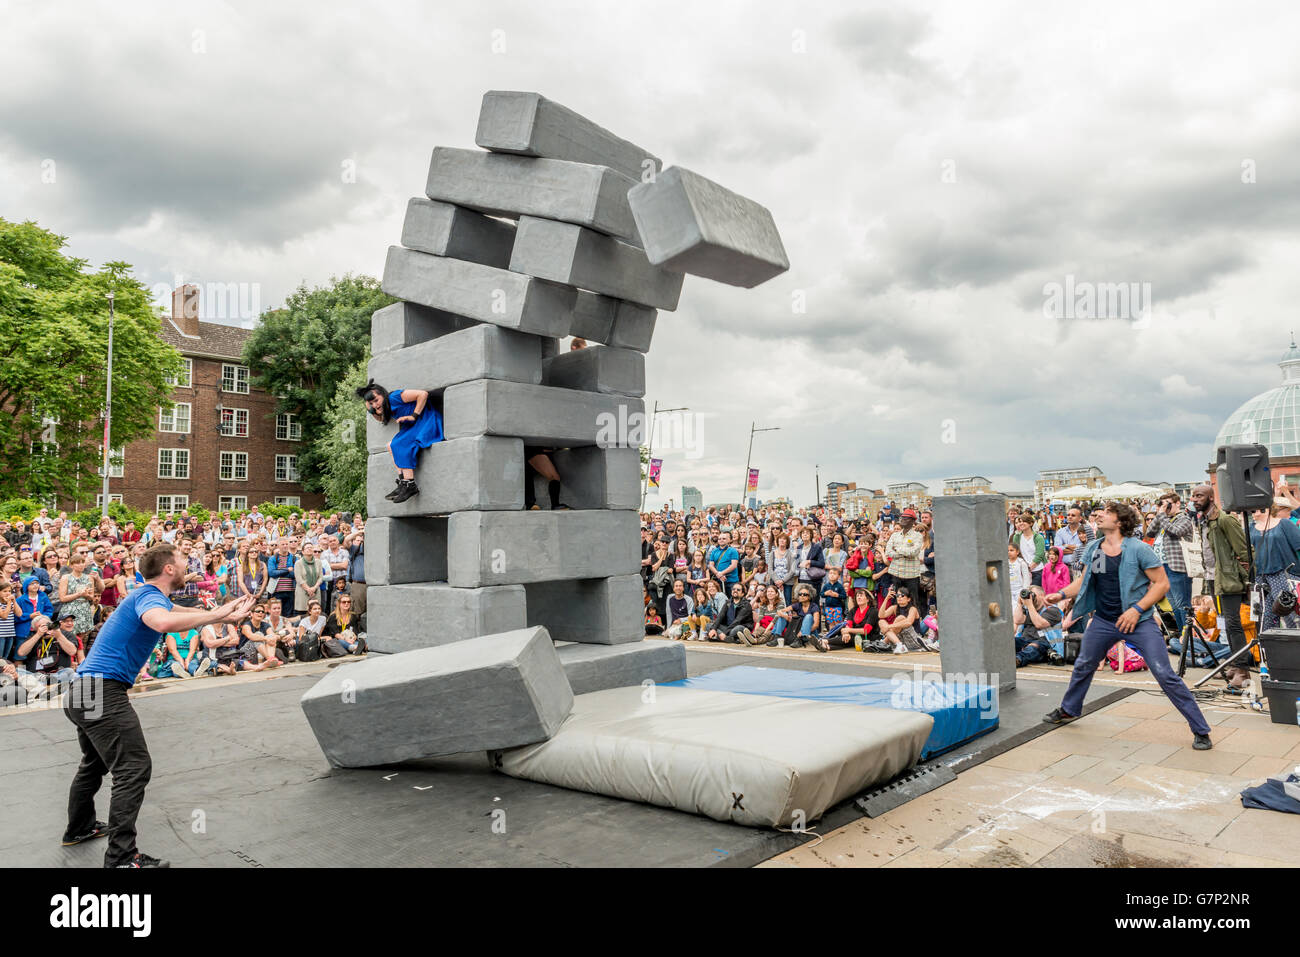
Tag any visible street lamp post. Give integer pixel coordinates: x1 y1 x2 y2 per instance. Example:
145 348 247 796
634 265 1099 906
640 401 689 510
742 421 780 508
101 290 115 520
815 463 820 510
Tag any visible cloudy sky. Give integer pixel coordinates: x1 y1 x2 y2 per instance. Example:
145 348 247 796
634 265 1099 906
4 0 1300 508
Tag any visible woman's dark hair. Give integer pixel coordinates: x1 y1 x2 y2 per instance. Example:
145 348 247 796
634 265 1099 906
355 380 391 424
1104 501 1140 537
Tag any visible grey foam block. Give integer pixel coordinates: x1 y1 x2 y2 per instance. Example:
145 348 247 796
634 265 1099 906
368 323 542 398
365 582 528 653
424 147 641 246
569 292 615 344
554 640 687 695
300 626 574 767
382 245 576 337
551 446 640 510
401 197 516 268
525 575 644 645
366 516 448 585
447 510 640 587
609 300 658 352
542 344 645 397
371 301 481 355
540 337 560 359
366 438 525 516
442 379 645 448
475 90 662 182
510 216 682 310
932 495 1016 692
628 166 790 288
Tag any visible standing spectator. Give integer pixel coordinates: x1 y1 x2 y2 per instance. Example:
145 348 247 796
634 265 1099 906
795 527 826 591
1007 543 1032 598
15 575 54 654
266 540 297 616
58 554 97 651
320 535 350 613
236 545 268 602
1041 546 1073 597
294 542 326 614
884 509 925 608
344 526 366 619
0 581 16 661
1053 507 1091 576
1250 499 1300 635
766 533 796 604
1011 515 1047 587
1190 484 1252 691
706 530 741 592
168 539 203 609
1148 492 1194 641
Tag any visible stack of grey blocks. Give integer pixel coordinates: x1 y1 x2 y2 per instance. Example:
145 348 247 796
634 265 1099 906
304 91 788 767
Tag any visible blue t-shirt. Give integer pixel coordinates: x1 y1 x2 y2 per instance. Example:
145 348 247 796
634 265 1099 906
708 546 741 584
78 584 173 686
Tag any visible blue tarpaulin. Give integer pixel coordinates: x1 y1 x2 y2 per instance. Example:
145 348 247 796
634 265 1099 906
662 665 998 760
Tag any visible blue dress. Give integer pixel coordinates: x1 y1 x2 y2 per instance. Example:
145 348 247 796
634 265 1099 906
388 389 444 469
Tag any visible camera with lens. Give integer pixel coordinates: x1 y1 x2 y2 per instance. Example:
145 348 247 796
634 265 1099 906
1273 586 1297 618
1019 589 1032 600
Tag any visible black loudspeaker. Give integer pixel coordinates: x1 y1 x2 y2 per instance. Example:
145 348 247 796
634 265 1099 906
1215 444 1273 512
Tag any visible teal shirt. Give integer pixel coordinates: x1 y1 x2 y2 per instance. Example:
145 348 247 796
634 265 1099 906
1071 536 1162 622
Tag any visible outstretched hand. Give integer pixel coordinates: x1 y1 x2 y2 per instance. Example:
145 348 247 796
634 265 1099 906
218 593 257 623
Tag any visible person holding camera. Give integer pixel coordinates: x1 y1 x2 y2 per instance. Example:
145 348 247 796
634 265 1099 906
1013 585 1063 667
1148 491 1194 640
1250 496 1300 635
1043 501 1213 750
1189 484 1252 691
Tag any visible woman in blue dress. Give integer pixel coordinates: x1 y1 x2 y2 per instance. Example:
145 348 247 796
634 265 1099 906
356 380 444 503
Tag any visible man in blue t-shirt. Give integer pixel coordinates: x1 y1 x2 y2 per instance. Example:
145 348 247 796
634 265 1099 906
706 530 741 589
63 543 255 868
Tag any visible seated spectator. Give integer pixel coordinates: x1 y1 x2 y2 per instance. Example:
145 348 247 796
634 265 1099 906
781 584 822 651
751 584 783 643
664 579 695 639
14 612 78 700
877 587 924 654
1013 585 1064 667
321 594 365 655
265 598 297 662
155 628 212 678
644 604 665 635
705 582 755 645
839 587 880 651
237 603 284 671
820 566 847 633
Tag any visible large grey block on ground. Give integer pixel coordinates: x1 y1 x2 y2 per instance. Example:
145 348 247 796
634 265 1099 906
932 495 1015 692
366 516 448 586
475 90 662 182
525 575 644 645
382 245 576 337
368 323 542 402
628 166 790 288
424 147 641 246
366 438 525 516
551 445 640 509
366 583 527 653
447 510 640 587
301 626 573 767
542 345 645 397
554 639 687 695
400 197 517 268
371 301 481 355
442 379 645 448
510 216 682 310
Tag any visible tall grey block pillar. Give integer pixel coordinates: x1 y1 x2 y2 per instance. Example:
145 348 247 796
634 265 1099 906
932 494 1016 692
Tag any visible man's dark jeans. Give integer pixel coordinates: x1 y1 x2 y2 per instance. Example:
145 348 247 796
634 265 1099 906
64 677 152 866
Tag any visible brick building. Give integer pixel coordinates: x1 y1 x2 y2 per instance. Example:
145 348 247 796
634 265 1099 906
102 286 324 515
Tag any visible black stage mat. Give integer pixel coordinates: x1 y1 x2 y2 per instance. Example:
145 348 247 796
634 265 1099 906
2 652 1130 868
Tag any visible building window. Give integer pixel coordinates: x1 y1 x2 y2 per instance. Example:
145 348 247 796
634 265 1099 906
275 454 299 483
221 364 250 394
220 451 248 481
157 495 188 513
165 358 193 388
276 413 302 442
159 403 191 433
99 446 125 478
96 494 124 507
219 408 250 438
158 448 190 479
219 496 248 511
274 496 301 507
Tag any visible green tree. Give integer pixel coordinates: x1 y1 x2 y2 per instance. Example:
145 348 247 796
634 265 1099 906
0 219 182 503
242 275 393 494
318 353 370 515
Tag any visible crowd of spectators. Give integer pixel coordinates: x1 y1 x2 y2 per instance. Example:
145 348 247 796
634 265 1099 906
0 508 368 702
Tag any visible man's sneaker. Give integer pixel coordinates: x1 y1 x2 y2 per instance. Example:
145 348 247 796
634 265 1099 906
62 821 109 846
737 627 755 645
193 657 213 677
892 641 908 654
390 480 419 504
1042 708 1079 726
112 851 170 868
1193 732 1213 751
383 480 405 501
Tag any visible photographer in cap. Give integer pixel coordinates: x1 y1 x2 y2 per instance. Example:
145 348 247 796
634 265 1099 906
1012 585 1063 667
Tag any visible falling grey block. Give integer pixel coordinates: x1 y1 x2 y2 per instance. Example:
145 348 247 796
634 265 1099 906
368 323 542 399
366 438 525 516
366 583 527 653
371 301 481 355
554 640 687 695
475 90 662 182
424 147 641 246
382 246 576 337
300 626 573 767
525 575 644 645
609 301 657 352
551 446 640 510
400 197 516 268
628 166 790 288
932 495 1015 693
366 516 448 585
442 379 645 448
542 345 645 397
510 216 682 310
447 510 640 587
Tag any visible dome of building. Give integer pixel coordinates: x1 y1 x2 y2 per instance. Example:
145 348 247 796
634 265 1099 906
1213 337 1300 457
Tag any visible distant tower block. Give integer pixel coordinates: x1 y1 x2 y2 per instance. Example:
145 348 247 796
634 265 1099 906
931 494 1016 693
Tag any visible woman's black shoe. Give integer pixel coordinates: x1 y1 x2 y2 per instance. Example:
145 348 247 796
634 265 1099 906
384 479 405 501
391 480 419 503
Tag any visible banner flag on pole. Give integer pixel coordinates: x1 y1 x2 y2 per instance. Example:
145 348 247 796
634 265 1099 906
648 458 662 489
747 468 759 493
